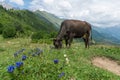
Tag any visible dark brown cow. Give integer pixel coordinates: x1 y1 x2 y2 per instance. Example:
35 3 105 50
53 20 92 48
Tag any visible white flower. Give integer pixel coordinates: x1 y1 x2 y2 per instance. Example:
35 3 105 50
66 58 69 61
64 54 67 57
66 58 69 64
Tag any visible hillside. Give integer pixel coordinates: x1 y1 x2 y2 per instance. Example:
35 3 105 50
34 10 120 44
0 4 119 44
92 26 120 44
104 26 120 40
0 5 57 35
35 10 63 28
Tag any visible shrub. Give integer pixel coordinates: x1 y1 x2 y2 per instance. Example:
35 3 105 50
31 31 49 42
48 31 57 38
0 23 3 34
31 31 57 43
2 27 16 38
31 31 43 42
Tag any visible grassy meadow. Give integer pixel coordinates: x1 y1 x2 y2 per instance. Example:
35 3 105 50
0 35 120 80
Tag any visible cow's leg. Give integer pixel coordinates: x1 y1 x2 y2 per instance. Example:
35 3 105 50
65 39 68 47
68 33 74 47
86 31 90 48
64 36 68 47
68 37 73 47
86 38 89 48
83 33 87 48
83 38 87 48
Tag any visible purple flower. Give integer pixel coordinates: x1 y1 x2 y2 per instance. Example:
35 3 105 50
54 59 59 64
17 48 25 54
16 62 23 68
22 55 27 60
20 48 25 53
14 48 25 57
7 65 15 73
58 72 65 78
32 54 36 57
35 52 40 55
35 48 43 55
14 53 18 57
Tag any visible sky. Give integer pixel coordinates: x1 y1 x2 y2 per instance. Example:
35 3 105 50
0 0 120 27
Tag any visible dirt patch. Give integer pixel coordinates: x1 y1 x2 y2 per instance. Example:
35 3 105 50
92 57 120 76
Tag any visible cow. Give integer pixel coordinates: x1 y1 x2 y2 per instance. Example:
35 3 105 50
53 19 92 49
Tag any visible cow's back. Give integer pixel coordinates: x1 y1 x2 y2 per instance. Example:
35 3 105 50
62 20 91 37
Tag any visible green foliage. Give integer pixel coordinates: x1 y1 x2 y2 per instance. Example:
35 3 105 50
3 47 66 80
14 21 24 33
0 47 5 52
31 31 57 43
0 5 57 38
0 23 3 34
48 31 57 38
31 31 45 41
0 37 120 80
2 27 16 38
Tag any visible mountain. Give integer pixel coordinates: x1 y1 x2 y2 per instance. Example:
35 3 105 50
0 5 57 33
0 4 119 44
104 26 120 40
33 10 120 44
35 10 63 28
34 9 120 45
92 26 120 44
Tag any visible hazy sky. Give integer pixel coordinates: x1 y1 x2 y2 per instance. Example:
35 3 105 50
1 0 120 27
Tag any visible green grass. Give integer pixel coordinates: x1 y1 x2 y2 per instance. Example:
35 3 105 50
0 36 120 80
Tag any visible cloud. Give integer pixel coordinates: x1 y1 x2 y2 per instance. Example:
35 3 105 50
9 0 24 6
7 0 120 27
0 0 5 2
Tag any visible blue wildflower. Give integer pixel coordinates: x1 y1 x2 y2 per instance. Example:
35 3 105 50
21 48 25 52
35 52 39 55
18 48 25 53
35 48 43 55
7 65 15 73
22 55 27 60
58 72 65 78
32 54 36 57
54 59 59 64
14 48 25 57
14 53 18 57
39 49 43 54
16 62 23 68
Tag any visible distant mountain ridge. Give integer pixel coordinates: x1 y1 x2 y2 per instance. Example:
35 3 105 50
35 10 63 28
92 26 120 44
0 5 57 33
0 4 119 45
35 11 120 44
104 26 120 40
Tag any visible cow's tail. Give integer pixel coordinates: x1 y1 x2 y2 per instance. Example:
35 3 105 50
85 21 92 41
90 28 92 41
89 23 92 41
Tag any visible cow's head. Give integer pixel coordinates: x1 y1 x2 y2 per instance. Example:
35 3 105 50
53 38 62 49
